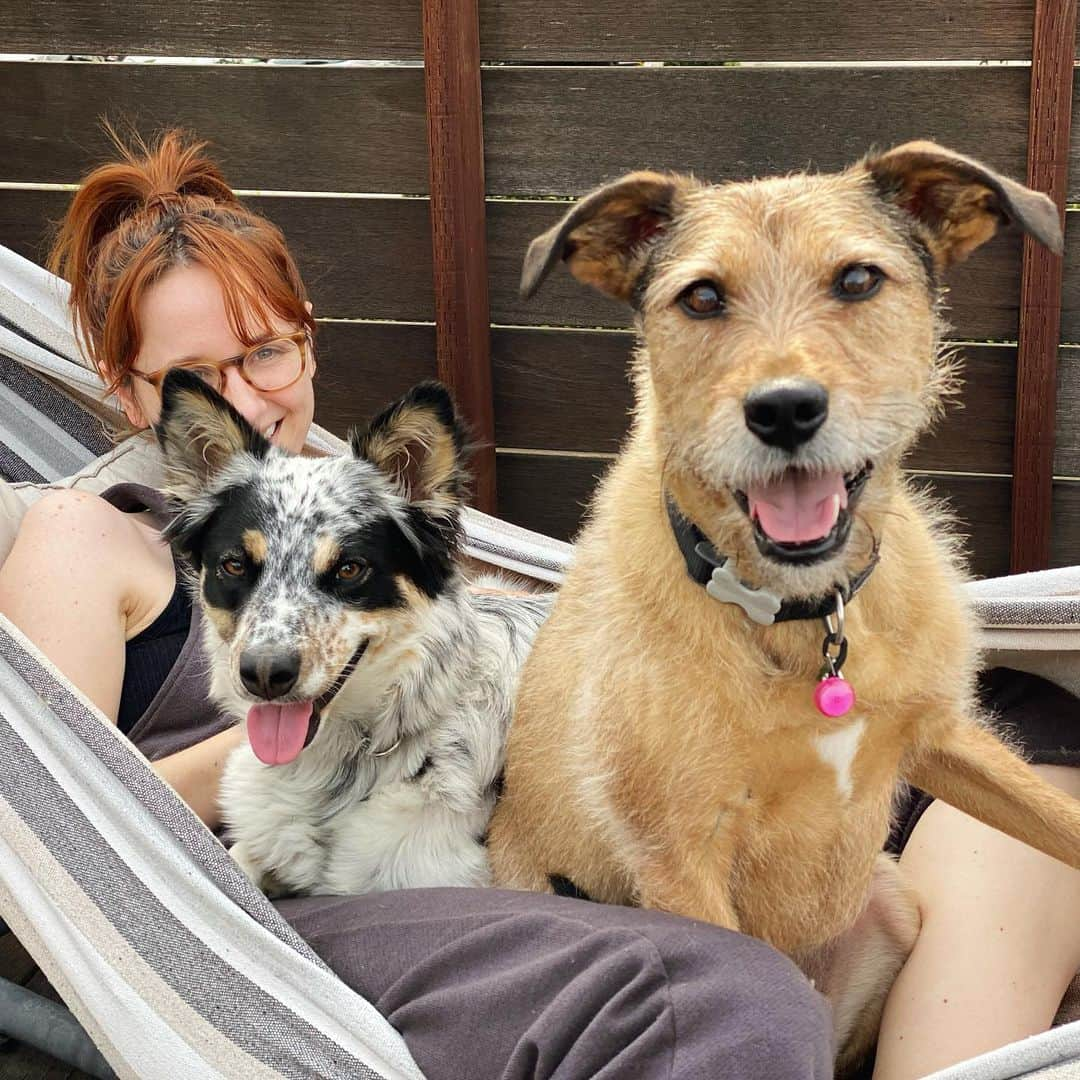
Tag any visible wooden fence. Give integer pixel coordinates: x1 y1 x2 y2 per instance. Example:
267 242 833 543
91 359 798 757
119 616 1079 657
2 0 1078 578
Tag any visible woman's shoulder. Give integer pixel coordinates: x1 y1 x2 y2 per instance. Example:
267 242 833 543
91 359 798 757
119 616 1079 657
17 488 176 633
21 486 155 544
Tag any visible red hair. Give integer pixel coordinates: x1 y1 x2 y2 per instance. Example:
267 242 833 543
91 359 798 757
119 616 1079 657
48 128 315 396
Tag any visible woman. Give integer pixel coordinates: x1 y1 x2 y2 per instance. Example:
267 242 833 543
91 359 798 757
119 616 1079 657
0 130 831 1079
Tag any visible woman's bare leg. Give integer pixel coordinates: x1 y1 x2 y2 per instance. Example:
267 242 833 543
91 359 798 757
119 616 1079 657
873 764 1080 1079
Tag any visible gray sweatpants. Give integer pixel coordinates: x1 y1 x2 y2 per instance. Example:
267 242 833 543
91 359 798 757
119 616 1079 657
277 888 832 1080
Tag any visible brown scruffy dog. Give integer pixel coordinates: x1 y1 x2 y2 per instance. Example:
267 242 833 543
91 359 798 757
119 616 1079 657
486 141 1079 1072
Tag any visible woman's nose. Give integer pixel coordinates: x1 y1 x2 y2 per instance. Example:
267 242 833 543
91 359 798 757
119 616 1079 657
220 364 265 425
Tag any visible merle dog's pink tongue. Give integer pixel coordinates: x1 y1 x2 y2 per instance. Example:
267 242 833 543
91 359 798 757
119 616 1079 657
246 701 314 765
747 471 847 544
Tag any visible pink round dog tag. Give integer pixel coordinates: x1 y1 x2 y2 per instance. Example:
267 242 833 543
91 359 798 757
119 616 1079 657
814 676 855 718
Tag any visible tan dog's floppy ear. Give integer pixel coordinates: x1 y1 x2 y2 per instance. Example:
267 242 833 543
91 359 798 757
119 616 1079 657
156 368 270 500
350 381 469 517
521 171 691 302
865 140 1063 269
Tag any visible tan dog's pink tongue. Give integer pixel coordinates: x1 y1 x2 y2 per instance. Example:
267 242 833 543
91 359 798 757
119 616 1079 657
747 471 846 544
246 701 314 765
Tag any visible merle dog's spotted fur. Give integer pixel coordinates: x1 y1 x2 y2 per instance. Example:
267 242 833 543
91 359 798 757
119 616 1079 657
157 371 551 895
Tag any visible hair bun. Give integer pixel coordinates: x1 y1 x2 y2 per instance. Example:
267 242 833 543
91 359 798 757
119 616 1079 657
135 128 237 213
48 126 244 360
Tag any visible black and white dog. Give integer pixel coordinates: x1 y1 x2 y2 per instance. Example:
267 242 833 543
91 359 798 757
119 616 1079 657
156 370 551 895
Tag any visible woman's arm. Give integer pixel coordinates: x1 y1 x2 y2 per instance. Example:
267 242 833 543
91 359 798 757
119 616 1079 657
154 725 247 825
0 489 241 828
873 763 1080 1079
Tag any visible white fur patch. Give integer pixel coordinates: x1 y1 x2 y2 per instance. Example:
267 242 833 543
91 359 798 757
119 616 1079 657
812 718 866 800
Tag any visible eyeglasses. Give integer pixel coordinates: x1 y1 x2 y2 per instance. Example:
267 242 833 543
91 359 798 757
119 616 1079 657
129 330 311 395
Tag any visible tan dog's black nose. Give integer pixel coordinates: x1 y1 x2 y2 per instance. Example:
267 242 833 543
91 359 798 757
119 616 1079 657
744 381 829 452
240 647 301 699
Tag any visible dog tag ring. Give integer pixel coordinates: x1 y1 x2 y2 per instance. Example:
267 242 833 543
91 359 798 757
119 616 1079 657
815 592 856 718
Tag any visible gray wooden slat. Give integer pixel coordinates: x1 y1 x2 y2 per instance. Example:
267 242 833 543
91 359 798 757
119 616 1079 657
1057 346 1080 477
6 1 423 59
0 62 429 193
0 188 434 322
1058 212 1080 344
2 65 1056 199
0 188 1031 340
479 66 1041 197
478 1 1046 62
7 1 1047 64
496 453 1080 580
311 322 436 438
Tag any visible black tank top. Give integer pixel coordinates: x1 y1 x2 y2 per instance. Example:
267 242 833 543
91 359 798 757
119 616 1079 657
100 483 232 759
117 576 191 734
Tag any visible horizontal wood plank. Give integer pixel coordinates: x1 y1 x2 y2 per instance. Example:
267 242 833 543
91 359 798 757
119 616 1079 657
0 188 1030 342
1057 346 1080 476
6 1 423 59
0 62 429 192
0 189 435 321
311 322 437 437
1058 212 1080 344
480 66 1039 197
4 65 1061 200
496 453 1080 580
479 2 1047 62
8 1 1050 64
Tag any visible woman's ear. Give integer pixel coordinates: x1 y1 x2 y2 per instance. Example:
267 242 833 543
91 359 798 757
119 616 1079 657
115 379 149 429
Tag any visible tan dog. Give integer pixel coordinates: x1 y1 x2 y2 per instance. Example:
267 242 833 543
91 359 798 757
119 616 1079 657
486 141 1079 1071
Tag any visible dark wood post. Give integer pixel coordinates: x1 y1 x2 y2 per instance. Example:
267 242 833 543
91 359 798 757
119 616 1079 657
421 0 497 513
1010 0 1076 573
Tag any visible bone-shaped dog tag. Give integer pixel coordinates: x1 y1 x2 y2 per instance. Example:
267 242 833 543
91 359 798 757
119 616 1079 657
703 556 782 625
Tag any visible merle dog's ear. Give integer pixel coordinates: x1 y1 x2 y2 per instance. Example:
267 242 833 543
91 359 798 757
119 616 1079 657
520 171 695 303
349 381 469 515
156 368 270 500
865 140 1063 270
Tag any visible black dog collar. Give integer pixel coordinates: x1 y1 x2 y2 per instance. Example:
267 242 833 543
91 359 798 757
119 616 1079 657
666 497 879 625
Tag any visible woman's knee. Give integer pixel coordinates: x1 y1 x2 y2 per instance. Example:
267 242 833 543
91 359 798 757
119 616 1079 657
658 923 833 1079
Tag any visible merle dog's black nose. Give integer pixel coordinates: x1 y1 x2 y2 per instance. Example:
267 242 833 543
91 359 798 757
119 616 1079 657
744 381 829 452
240 647 301 699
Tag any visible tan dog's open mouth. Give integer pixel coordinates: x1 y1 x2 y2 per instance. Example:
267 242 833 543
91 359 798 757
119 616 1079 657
733 463 872 565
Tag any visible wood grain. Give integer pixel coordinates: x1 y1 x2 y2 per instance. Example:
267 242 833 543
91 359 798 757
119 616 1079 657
311 322 437 436
7 1 1051 63
4 189 1048 342
5 64 1065 198
0 188 434 322
1058 347 1080 476
423 0 496 512
4 0 423 58
0 62 429 193
1011 0 1077 572
479 66 1040 197
478 1 1049 62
